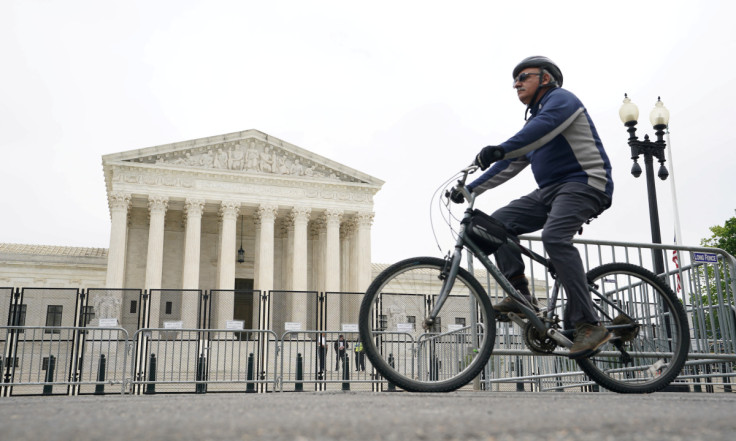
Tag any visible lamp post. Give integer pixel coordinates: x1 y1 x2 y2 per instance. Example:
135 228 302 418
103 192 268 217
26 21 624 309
619 94 670 276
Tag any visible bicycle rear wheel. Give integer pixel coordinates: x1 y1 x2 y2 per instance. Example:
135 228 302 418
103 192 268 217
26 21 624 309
576 263 690 393
358 256 496 392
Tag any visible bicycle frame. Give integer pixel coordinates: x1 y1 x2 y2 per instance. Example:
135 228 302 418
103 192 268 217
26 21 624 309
428 166 573 348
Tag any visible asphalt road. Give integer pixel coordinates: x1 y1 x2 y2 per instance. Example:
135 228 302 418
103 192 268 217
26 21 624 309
1 391 735 441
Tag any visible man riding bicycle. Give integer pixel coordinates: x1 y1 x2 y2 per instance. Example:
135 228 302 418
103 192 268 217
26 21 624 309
455 56 614 359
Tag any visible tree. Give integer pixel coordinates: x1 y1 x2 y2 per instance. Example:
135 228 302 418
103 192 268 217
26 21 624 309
701 215 736 256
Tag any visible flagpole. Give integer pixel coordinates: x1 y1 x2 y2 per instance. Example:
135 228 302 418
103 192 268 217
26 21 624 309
666 126 687 297
666 127 683 246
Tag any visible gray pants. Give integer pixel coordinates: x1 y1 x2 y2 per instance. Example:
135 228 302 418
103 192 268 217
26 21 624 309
491 182 611 329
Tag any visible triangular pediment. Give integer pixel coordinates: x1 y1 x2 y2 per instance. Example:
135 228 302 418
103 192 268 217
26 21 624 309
102 129 383 186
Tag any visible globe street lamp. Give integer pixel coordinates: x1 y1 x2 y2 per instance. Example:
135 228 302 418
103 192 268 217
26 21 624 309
619 94 671 276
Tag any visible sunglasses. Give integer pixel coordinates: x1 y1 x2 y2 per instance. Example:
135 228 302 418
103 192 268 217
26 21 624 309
513 72 542 85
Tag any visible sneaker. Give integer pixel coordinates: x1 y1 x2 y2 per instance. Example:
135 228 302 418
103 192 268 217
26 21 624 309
568 323 612 359
612 314 639 342
493 296 539 318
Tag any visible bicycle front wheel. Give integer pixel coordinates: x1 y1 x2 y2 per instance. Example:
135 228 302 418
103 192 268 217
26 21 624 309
576 263 690 393
358 256 496 392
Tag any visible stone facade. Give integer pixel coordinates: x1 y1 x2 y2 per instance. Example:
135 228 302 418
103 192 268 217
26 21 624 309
1 129 385 332
0 244 108 290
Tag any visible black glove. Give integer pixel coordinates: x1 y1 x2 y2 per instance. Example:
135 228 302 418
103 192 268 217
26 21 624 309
448 187 465 204
474 146 505 170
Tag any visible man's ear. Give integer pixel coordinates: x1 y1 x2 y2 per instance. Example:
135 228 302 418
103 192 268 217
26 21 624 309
541 72 552 86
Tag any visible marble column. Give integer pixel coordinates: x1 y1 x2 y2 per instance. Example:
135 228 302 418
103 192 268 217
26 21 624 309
144 195 168 327
253 216 261 290
256 204 278 329
181 198 205 328
355 212 375 292
182 199 205 289
284 219 294 293
340 222 354 293
289 207 311 327
312 219 326 293
105 192 131 288
215 201 240 328
348 218 360 293
320 210 340 331
323 209 343 293
290 207 311 291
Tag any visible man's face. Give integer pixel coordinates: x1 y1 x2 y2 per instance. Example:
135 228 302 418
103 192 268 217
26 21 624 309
513 67 543 105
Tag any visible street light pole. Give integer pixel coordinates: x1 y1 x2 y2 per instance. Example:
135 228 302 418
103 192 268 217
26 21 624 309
619 95 670 277
619 96 686 392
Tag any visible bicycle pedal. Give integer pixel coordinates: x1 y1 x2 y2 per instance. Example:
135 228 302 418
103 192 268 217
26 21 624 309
496 313 511 323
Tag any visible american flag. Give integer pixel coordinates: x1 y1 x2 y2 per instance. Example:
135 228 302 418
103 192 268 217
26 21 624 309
672 247 682 293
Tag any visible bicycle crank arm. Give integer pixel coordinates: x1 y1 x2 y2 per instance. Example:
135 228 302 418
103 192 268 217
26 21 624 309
546 328 573 348
506 312 528 329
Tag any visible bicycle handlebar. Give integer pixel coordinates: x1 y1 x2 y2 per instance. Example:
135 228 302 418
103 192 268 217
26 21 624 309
459 164 479 184
443 164 479 204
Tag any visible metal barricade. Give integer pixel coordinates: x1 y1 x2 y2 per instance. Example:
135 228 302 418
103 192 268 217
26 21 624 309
280 330 377 392
1 236 734 395
0 325 129 396
415 326 482 388
129 328 279 394
475 237 736 392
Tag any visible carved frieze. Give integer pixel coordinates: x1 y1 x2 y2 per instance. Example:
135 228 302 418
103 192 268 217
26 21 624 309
124 138 362 184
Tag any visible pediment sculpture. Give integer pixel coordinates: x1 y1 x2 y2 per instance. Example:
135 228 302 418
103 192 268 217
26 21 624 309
127 138 361 183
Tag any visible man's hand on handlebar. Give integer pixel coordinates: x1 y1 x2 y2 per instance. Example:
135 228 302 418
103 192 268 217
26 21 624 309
448 187 465 204
474 145 505 170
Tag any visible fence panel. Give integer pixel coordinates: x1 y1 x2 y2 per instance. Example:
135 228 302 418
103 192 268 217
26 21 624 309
1 288 13 327
129 328 278 394
146 289 206 329
86 288 143 335
0 326 128 396
324 291 364 332
280 330 376 392
267 290 319 336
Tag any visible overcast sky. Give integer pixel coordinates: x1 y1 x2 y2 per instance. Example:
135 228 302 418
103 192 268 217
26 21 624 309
2 0 735 264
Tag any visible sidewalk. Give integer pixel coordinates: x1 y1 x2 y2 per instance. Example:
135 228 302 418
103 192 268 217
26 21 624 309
1 391 735 441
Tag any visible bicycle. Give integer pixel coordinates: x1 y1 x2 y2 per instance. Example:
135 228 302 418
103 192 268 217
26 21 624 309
358 165 689 393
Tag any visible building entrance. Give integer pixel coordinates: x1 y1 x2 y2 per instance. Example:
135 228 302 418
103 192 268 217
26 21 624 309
233 278 255 331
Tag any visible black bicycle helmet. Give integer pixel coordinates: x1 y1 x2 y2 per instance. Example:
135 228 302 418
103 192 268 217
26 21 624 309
513 56 563 87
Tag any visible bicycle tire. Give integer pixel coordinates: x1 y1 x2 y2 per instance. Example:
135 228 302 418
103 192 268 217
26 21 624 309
358 256 496 392
576 263 690 393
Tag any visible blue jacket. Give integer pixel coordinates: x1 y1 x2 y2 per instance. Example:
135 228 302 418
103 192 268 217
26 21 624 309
468 88 613 202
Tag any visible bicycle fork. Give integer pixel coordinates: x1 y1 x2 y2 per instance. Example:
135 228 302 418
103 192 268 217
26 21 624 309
423 251 461 331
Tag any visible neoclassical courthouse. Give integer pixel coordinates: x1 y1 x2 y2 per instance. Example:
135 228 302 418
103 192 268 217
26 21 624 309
0 129 386 332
